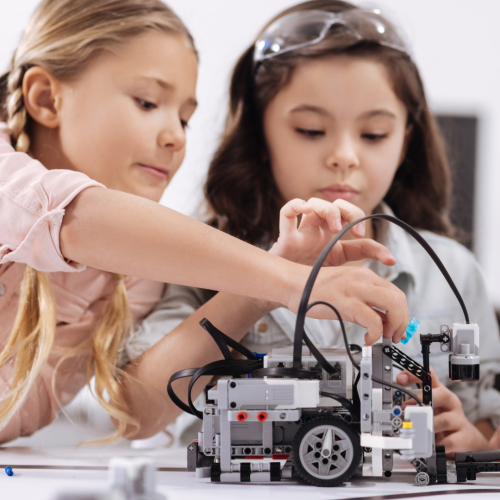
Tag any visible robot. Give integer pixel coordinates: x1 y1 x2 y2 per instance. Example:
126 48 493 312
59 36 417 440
168 214 497 487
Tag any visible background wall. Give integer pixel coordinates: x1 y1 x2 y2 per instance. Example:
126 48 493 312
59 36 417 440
2 0 500 307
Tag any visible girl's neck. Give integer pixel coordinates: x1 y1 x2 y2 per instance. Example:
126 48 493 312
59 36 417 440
29 125 73 171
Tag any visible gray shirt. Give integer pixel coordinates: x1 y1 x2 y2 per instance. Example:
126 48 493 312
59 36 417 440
127 205 500 426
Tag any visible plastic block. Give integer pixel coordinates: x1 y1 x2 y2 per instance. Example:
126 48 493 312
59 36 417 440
401 318 421 345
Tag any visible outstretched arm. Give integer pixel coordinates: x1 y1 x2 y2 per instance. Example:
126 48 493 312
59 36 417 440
61 188 407 343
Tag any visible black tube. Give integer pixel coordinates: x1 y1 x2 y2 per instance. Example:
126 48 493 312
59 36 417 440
293 214 470 370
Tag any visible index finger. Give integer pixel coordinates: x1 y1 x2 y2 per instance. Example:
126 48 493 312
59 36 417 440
361 284 408 344
331 199 367 237
279 199 314 237
307 198 366 237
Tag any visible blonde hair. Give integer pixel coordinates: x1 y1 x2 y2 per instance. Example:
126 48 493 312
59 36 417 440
0 0 196 442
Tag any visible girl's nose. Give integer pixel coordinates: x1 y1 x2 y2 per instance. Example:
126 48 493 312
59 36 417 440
326 135 359 171
158 116 186 151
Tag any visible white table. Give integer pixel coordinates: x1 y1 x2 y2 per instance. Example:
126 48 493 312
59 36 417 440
2 447 500 500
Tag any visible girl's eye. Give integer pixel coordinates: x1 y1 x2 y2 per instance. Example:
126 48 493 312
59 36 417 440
362 133 388 142
296 128 325 138
180 119 189 130
135 98 157 110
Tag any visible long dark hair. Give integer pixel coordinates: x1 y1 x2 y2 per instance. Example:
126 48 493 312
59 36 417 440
205 0 453 245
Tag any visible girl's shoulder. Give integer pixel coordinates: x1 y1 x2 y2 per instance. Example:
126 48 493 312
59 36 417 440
407 230 483 289
414 230 476 265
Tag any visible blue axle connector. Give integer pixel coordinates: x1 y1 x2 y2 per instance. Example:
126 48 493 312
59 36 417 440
5 466 13 476
401 318 421 345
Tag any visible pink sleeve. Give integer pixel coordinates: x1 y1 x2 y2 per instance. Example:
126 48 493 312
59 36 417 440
0 123 105 272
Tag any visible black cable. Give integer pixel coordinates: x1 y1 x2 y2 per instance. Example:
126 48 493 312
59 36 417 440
371 375 423 406
307 301 360 370
349 344 362 354
352 370 361 410
293 213 470 370
199 318 259 361
168 358 264 419
307 300 423 406
320 391 359 417
250 367 320 379
167 319 345 418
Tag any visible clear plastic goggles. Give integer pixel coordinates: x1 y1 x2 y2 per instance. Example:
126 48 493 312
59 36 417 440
254 9 408 66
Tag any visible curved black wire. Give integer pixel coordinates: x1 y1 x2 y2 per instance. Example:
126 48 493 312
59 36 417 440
320 392 359 417
168 318 341 418
307 300 423 407
352 370 361 410
307 301 360 369
293 214 470 370
371 375 423 406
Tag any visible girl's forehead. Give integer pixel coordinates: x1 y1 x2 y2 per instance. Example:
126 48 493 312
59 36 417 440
74 31 198 93
278 56 404 119
105 31 196 69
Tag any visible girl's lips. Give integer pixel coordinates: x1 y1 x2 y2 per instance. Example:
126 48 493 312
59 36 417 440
138 163 169 180
320 185 359 202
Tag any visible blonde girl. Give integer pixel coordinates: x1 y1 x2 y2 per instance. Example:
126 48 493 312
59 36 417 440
122 0 500 454
0 0 407 443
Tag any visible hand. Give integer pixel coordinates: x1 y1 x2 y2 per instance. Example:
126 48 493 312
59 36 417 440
286 264 408 345
397 368 488 455
488 426 500 450
270 198 395 267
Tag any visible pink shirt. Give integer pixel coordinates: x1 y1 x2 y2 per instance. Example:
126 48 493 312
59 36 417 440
0 123 163 443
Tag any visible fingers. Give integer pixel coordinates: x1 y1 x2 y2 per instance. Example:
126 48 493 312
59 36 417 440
431 386 461 416
331 267 408 344
335 240 395 266
300 198 366 236
351 303 385 346
396 370 419 387
309 267 408 344
434 406 463 435
397 367 440 389
329 199 366 237
437 433 463 455
278 199 314 237
488 429 500 450
299 198 342 233
438 426 488 455
357 281 408 343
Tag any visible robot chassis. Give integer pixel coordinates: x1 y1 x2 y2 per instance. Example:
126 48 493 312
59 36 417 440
168 214 500 487
187 325 488 487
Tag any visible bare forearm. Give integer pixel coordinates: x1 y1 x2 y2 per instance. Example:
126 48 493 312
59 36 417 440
60 187 301 304
119 292 273 439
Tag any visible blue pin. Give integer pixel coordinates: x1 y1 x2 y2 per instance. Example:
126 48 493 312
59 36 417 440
401 318 421 345
5 466 13 476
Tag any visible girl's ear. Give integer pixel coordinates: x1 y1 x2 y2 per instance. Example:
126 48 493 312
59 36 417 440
22 67 62 129
398 124 413 165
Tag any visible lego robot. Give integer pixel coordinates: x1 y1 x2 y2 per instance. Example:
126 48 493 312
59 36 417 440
168 214 496 487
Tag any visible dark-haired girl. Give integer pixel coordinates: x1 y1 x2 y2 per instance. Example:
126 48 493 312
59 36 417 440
124 1 500 453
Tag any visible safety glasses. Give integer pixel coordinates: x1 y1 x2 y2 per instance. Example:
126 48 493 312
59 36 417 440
253 9 408 67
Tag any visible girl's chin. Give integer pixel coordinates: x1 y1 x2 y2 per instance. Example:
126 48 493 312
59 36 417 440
127 182 167 202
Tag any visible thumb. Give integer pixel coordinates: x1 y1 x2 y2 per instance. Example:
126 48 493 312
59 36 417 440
396 370 419 386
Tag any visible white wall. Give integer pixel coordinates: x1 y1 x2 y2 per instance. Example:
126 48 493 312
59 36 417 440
2 0 500 305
